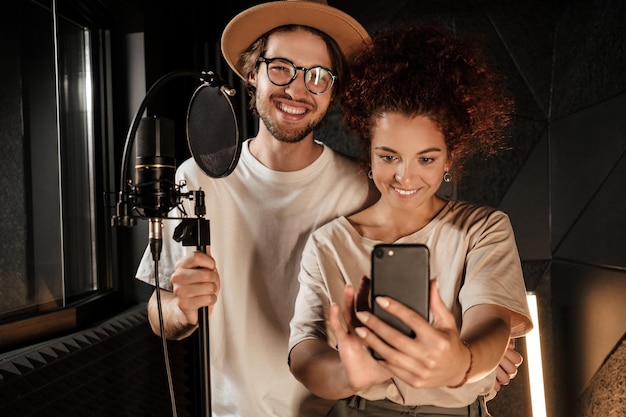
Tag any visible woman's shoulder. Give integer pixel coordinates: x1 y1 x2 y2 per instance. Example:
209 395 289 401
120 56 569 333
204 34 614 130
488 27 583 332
302 217 360 261
445 200 511 227
447 200 506 216
311 216 353 241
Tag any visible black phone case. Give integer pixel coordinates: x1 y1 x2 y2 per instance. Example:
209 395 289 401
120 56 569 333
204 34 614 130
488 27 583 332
370 243 430 359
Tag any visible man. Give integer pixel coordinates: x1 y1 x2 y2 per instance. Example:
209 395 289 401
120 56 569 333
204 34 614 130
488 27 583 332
136 1 375 416
135 1 522 416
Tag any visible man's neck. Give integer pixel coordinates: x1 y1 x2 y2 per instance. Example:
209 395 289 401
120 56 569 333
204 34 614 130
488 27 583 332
248 129 324 172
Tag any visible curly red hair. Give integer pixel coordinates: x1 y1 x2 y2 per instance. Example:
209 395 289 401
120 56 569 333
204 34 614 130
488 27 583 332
342 23 514 179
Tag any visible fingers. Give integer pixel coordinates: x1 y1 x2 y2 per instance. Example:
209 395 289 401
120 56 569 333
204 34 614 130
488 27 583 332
368 279 454 339
174 248 216 271
352 313 396 361
373 296 428 337
352 311 433 388
342 278 372 330
504 340 524 367
170 249 220 317
428 280 456 330
342 284 359 329
498 339 522 379
498 353 520 378
494 366 506 391
494 339 523 392
354 298 424 363
327 303 346 341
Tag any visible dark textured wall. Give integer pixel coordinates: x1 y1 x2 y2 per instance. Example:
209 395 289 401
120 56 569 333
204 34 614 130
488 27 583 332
0 305 194 417
0 31 30 317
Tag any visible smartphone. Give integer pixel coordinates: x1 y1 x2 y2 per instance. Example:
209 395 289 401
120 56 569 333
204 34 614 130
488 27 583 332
370 243 430 358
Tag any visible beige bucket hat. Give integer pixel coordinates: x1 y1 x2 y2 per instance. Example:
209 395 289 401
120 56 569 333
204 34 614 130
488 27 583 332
221 0 370 80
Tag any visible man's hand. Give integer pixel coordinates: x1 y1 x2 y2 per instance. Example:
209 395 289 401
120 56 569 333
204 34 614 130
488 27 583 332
147 247 220 340
494 338 523 391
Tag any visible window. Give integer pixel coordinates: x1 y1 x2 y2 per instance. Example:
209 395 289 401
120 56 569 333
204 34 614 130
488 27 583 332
0 0 118 351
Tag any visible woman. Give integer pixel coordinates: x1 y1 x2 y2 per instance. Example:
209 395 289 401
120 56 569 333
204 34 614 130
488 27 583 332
288 23 533 417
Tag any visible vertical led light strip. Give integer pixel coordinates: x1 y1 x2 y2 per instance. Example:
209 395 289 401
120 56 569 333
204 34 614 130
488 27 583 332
525 293 547 417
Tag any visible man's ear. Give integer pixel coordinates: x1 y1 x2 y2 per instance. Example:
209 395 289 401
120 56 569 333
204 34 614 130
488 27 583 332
248 70 257 85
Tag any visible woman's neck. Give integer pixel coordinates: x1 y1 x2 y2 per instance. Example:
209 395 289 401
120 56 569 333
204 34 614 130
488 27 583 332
348 197 447 242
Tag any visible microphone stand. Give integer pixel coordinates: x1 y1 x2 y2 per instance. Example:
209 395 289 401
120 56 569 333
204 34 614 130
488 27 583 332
173 191 211 417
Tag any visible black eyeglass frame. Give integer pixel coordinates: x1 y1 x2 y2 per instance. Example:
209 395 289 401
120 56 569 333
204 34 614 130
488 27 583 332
258 56 337 95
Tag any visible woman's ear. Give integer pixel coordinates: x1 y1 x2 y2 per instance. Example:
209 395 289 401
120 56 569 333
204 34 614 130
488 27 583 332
446 150 455 171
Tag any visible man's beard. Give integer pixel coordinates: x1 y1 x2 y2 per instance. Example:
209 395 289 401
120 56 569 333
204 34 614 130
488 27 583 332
257 94 326 143
259 112 323 143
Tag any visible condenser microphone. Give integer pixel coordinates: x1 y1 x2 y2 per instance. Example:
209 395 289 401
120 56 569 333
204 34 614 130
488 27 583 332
134 116 179 218
133 116 180 261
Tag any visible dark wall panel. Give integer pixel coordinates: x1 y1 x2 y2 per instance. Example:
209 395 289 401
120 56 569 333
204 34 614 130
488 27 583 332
0 305 193 417
501 133 551 263
555 129 626 269
552 262 626 402
0 32 29 317
551 93 626 260
551 0 626 119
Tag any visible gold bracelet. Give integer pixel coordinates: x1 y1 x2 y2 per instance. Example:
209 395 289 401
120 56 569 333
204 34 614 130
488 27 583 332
447 340 473 389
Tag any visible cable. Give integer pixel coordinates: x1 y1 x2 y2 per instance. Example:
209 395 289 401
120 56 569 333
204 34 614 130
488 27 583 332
154 259 179 417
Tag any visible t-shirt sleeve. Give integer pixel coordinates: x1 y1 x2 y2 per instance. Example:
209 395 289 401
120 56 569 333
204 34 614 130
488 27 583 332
288 236 333 353
135 218 188 292
458 210 534 338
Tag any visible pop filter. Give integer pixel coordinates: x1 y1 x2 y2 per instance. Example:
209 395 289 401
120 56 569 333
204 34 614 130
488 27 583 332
186 81 241 178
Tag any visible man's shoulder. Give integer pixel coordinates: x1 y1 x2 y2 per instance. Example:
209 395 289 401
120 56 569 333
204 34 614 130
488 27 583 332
177 156 202 172
325 146 360 163
324 146 364 173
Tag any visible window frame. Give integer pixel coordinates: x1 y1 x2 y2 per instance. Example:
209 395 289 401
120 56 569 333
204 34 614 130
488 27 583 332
0 0 125 353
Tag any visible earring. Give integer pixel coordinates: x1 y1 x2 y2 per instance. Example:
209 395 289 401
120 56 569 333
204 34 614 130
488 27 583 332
443 171 452 183
368 170 373 179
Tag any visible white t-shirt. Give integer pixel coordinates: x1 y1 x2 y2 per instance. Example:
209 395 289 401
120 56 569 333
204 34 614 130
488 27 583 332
136 139 372 417
289 200 533 407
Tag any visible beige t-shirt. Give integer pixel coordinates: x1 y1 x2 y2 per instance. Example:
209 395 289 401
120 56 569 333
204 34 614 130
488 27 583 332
136 140 373 417
289 200 533 407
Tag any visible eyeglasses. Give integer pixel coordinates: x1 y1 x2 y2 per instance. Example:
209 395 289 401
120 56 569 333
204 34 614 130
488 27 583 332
258 57 337 95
